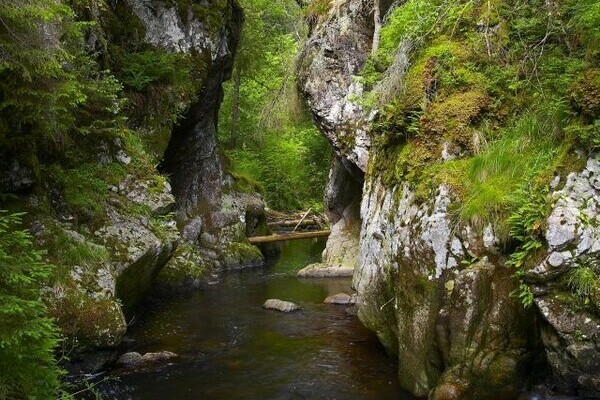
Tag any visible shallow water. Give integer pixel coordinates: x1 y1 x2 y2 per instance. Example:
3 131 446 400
110 238 414 400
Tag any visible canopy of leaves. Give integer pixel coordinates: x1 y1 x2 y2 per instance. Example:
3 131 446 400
0 211 66 399
218 0 330 211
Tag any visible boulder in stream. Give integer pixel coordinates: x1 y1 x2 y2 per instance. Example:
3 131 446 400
117 351 178 368
324 293 356 305
263 299 300 312
297 263 354 278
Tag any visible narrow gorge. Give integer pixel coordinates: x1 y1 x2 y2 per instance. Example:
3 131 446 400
0 0 599 399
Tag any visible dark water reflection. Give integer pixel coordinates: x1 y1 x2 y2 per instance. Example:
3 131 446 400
111 238 413 400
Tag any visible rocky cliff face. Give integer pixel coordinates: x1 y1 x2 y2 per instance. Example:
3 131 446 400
297 0 371 272
298 0 600 398
1 0 264 373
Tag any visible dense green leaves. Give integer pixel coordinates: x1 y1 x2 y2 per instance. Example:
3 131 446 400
0 211 66 400
219 0 330 210
0 0 129 177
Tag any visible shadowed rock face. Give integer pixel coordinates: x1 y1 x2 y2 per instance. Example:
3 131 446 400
527 157 600 398
156 0 242 232
41 0 252 374
297 0 600 398
150 0 265 282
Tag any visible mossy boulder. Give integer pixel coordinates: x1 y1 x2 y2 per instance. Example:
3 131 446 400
570 68 600 121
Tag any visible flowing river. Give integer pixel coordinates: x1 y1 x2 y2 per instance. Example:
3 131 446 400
107 238 415 400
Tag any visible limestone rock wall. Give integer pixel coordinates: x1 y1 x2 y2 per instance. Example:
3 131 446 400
1 0 264 374
297 0 372 274
356 178 541 399
298 0 600 398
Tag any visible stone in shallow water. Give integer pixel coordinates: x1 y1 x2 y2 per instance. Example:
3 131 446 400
262 299 300 312
297 263 354 277
324 293 356 305
141 351 178 363
117 352 143 366
117 351 177 367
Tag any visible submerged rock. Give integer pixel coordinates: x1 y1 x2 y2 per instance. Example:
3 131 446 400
117 351 178 367
324 293 356 305
117 352 143 367
262 299 300 312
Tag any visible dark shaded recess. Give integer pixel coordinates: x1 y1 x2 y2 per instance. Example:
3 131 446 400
160 2 243 222
325 153 364 224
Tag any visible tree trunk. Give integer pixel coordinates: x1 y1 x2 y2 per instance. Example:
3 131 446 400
372 0 382 55
230 64 242 149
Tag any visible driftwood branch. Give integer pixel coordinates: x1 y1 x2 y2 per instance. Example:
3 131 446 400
292 208 312 232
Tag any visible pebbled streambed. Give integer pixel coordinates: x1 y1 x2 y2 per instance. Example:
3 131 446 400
107 238 413 400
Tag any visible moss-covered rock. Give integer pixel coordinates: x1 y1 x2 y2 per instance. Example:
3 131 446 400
0 0 247 374
300 0 600 395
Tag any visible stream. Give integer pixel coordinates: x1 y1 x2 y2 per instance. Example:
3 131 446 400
107 238 414 400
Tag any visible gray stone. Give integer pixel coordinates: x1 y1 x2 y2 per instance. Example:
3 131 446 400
535 296 600 397
298 0 600 394
262 299 300 312
117 352 143 366
117 351 177 367
550 175 561 189
546 206 579 248
298 263 354 278
324 293 356 305
119 175 176 215
297 0 372 172
141 351 177 364
0 156 35 192
547 251 566 267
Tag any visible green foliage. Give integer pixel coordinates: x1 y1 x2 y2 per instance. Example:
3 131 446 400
0 211 68 399
359 0 474 89
511 282 535 308
304 0 331 21
502 179 550 308
228 126 329 210
0 0 125 155
218 0 330 210
566 262 599 305
459 109 564 233
120 50 192 91
42 223 109 281
45 164 112 225
360 0 600 309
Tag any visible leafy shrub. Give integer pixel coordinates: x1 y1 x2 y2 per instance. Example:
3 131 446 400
120 50 191 91
566 263 599 305
227 126 330 211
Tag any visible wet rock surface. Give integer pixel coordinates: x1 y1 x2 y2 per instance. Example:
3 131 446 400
263 299 301 312
117 351 178 368
298 263 354 277
324 293 356 305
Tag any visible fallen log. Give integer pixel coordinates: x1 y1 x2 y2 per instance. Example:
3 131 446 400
267 218 320 228
292 208 312 232
248 230 331 244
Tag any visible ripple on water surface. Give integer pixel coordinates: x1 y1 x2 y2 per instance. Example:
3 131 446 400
111 238 414 400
